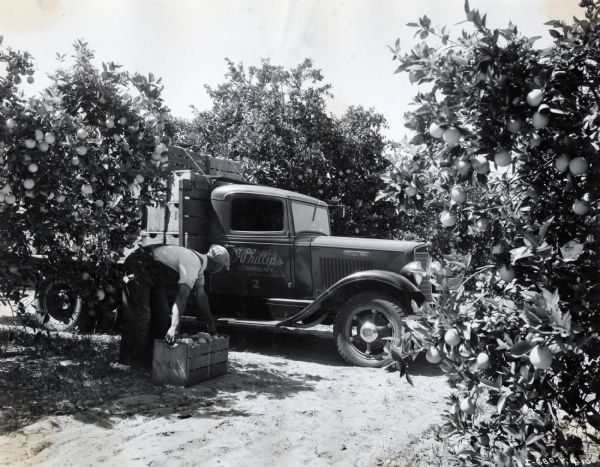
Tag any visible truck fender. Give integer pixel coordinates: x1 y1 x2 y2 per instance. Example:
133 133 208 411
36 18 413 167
277 270 422 328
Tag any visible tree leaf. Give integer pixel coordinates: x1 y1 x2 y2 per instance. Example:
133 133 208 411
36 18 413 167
585 431 600 444
479 378 500 391
510 246 533 263
509 340 534 357
390 344 404 362
538 216 554 241
523 232 539 248
496 338 511 351
526 433 545 446
497 394 508 414
587 413 600 431
549 29 562 38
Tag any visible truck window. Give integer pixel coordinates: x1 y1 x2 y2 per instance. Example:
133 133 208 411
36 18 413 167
291 201 330 235
231 197 284 232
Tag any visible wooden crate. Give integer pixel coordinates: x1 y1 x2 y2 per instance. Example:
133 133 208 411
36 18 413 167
145 202 180 233
207 157 244 180
167 146 210 173
152 336 229 386
167 146 244 180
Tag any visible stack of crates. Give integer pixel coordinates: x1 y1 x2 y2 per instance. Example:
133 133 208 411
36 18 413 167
143 170 191 247
142 147 243 248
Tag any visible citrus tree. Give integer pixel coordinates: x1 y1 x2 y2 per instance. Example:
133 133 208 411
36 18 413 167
381 2 600 464
172 59 397 237
0 39 170 330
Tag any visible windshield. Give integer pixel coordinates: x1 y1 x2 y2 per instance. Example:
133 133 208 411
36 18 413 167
291 201 330 235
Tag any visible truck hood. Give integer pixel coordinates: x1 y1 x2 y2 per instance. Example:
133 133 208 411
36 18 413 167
310 236 426 253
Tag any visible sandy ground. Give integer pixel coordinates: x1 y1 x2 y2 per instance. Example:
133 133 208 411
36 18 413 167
0 304 450 467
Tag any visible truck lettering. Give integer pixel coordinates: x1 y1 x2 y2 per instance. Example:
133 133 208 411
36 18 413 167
232 247 284 274
343 250 371 257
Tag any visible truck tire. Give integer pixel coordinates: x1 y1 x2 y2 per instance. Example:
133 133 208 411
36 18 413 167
333 292 406 368
34 279 83 332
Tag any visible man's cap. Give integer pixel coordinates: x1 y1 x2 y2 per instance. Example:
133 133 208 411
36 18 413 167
208 244 230 270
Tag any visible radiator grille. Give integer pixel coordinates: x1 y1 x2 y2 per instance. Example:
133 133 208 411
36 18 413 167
414 246 433 302
320 257 373 288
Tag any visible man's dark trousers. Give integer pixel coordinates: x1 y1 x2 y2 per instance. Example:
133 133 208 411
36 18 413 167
119 247 172 367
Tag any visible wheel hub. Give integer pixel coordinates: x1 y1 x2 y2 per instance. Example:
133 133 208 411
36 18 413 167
359 321 378 343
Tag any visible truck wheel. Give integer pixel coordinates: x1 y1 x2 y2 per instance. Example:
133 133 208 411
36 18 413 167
333 292 405 368
34 279 83 332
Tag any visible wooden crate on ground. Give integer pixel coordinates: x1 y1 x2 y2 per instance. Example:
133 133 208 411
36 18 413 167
152 335 229 386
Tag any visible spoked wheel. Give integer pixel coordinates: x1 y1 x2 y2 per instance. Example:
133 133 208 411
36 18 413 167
333 292 406 367
35 279 83 332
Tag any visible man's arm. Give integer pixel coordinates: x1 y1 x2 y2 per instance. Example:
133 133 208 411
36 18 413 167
164 283 191 344
193 278 217 334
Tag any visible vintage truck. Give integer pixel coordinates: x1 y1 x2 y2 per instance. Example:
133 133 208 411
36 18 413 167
34 147 432 367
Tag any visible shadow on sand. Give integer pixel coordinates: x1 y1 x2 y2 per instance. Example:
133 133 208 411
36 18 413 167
0 313 443 434
211 320 444 377
0 328 322 434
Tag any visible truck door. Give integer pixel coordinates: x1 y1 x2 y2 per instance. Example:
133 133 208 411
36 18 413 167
209 194 294 298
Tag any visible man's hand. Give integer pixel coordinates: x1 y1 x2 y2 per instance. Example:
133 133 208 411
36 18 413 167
165 325 178 345
165 284 190 345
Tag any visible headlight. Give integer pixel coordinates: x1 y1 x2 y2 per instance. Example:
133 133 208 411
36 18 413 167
400 261 427 285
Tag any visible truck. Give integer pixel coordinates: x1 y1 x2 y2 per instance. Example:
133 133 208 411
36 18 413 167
33 147 432 368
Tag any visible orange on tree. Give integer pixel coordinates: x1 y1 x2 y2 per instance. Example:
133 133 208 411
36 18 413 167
405 185 417 197
76 128 89 140
472 155 490 174
455 159 471 176
554 154 570 172
569 156 588 176
450 185 467 204
494 150 512 167
476 352 491 369
442 127 461 146
572 199 589 215
506 118 522 133
476 217 490 232
526 89 544 107
459 396 476 415
499 265 515 282
529 345 553 370
532 111 549 129
429 122 444 139
444 328 461 346
440 210 457 227
426 346 443 364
